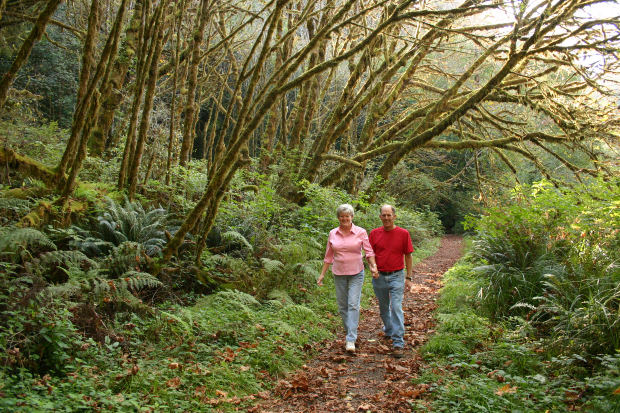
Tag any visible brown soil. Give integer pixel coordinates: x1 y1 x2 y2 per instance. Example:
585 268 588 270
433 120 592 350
250 234 464 413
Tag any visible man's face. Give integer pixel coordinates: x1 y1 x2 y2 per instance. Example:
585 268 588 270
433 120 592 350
379 207 396 230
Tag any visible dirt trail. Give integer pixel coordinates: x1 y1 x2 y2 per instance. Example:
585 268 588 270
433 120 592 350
251 235 464 412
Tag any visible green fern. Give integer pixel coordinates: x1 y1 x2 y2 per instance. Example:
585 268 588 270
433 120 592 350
39 250 97 271
278 304 318 321
267 289 294 305
89 271 161 304
205 254 251 278
0 227 56 256
117 271 163 292
100 242 146 278
292 260 323 278
261 257 284 274
94 197 168 256
221 230 253 253
0 197 32 224
213 289 260 308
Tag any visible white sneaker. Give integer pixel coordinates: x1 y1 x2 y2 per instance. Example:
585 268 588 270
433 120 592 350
345 341 356 352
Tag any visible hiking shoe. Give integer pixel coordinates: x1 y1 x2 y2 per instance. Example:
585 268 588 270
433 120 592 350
392 347 404 358
345 341 356 352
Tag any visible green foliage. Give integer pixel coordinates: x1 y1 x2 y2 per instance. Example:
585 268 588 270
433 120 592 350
418 224 619 412
0 277 78 375
533 265 620 355
0 119 69 169
0 227 56 264
436 260 481 313
221 230 254 254
464 178 619 357
0 159 446 411
92 197 168 256
100 241 148 278
0 197 33 225
0 22 81 127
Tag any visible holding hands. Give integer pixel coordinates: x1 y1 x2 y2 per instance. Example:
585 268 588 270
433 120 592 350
370 263 379 279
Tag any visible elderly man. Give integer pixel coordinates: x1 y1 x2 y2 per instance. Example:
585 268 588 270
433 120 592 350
369 204 413 358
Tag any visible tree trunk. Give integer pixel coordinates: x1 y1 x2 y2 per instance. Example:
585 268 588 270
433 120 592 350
59 0 127 198
91 0 143 155
165 0 186 185
179 0 211 166
118 2 153 189
127 1 169 199
0 0 62 109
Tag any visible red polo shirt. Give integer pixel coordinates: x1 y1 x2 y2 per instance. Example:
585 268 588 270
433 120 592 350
369 226 413 272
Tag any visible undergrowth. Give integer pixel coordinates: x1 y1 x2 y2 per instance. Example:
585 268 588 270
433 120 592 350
414 178 620 412
0 168 443 411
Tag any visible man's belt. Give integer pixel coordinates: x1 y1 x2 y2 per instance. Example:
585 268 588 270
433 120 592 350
378 269 403 275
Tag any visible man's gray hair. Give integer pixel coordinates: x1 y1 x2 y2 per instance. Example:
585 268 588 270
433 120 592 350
336 204 355 217
380 204 396 215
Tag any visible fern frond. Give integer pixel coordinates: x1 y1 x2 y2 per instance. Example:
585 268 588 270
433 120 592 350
279 304 317 321
73 236 114 257
44 281 82 300
267 289 294 305
0 227 56 253
213 289 260 308
293 260 323 278
101 242 145 278
93 197 167 256
0 197 32 216
261 257 284 274
39 250 98 270
118 270 163 292
203 254 227 267
221 231 253 252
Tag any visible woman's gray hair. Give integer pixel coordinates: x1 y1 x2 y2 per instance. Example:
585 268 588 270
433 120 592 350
336 204 355 217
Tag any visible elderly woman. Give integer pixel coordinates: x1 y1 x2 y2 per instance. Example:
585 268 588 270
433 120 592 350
318 204 377 353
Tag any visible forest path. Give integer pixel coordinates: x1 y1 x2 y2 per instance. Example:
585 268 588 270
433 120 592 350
251 234 464 412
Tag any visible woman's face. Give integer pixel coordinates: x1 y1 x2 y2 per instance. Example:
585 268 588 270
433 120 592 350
338 213 353 228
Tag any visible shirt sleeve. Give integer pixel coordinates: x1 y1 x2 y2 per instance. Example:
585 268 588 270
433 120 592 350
361 230 375 257
404 229 414 254
323 231 334 263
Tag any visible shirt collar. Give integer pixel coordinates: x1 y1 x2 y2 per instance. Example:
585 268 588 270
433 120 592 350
336 223 361 235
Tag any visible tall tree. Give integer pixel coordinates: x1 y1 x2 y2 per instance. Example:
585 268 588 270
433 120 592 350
0 0 62 109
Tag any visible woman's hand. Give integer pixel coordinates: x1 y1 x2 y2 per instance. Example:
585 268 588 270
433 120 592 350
369 263 379 279
317 273 325 286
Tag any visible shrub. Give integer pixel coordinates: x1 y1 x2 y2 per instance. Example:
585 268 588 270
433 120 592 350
465 178 619 357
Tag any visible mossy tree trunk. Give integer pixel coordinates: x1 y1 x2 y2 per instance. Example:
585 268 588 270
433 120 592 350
89 0 143 156
126 0 171 199
178 0 211 167
0 0 62 110
59 0 128 200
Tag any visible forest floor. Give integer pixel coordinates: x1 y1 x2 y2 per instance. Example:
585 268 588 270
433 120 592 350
251 234 464 412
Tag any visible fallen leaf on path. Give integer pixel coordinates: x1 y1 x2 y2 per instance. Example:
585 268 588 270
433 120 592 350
495 384 517 396
166 377 181 389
